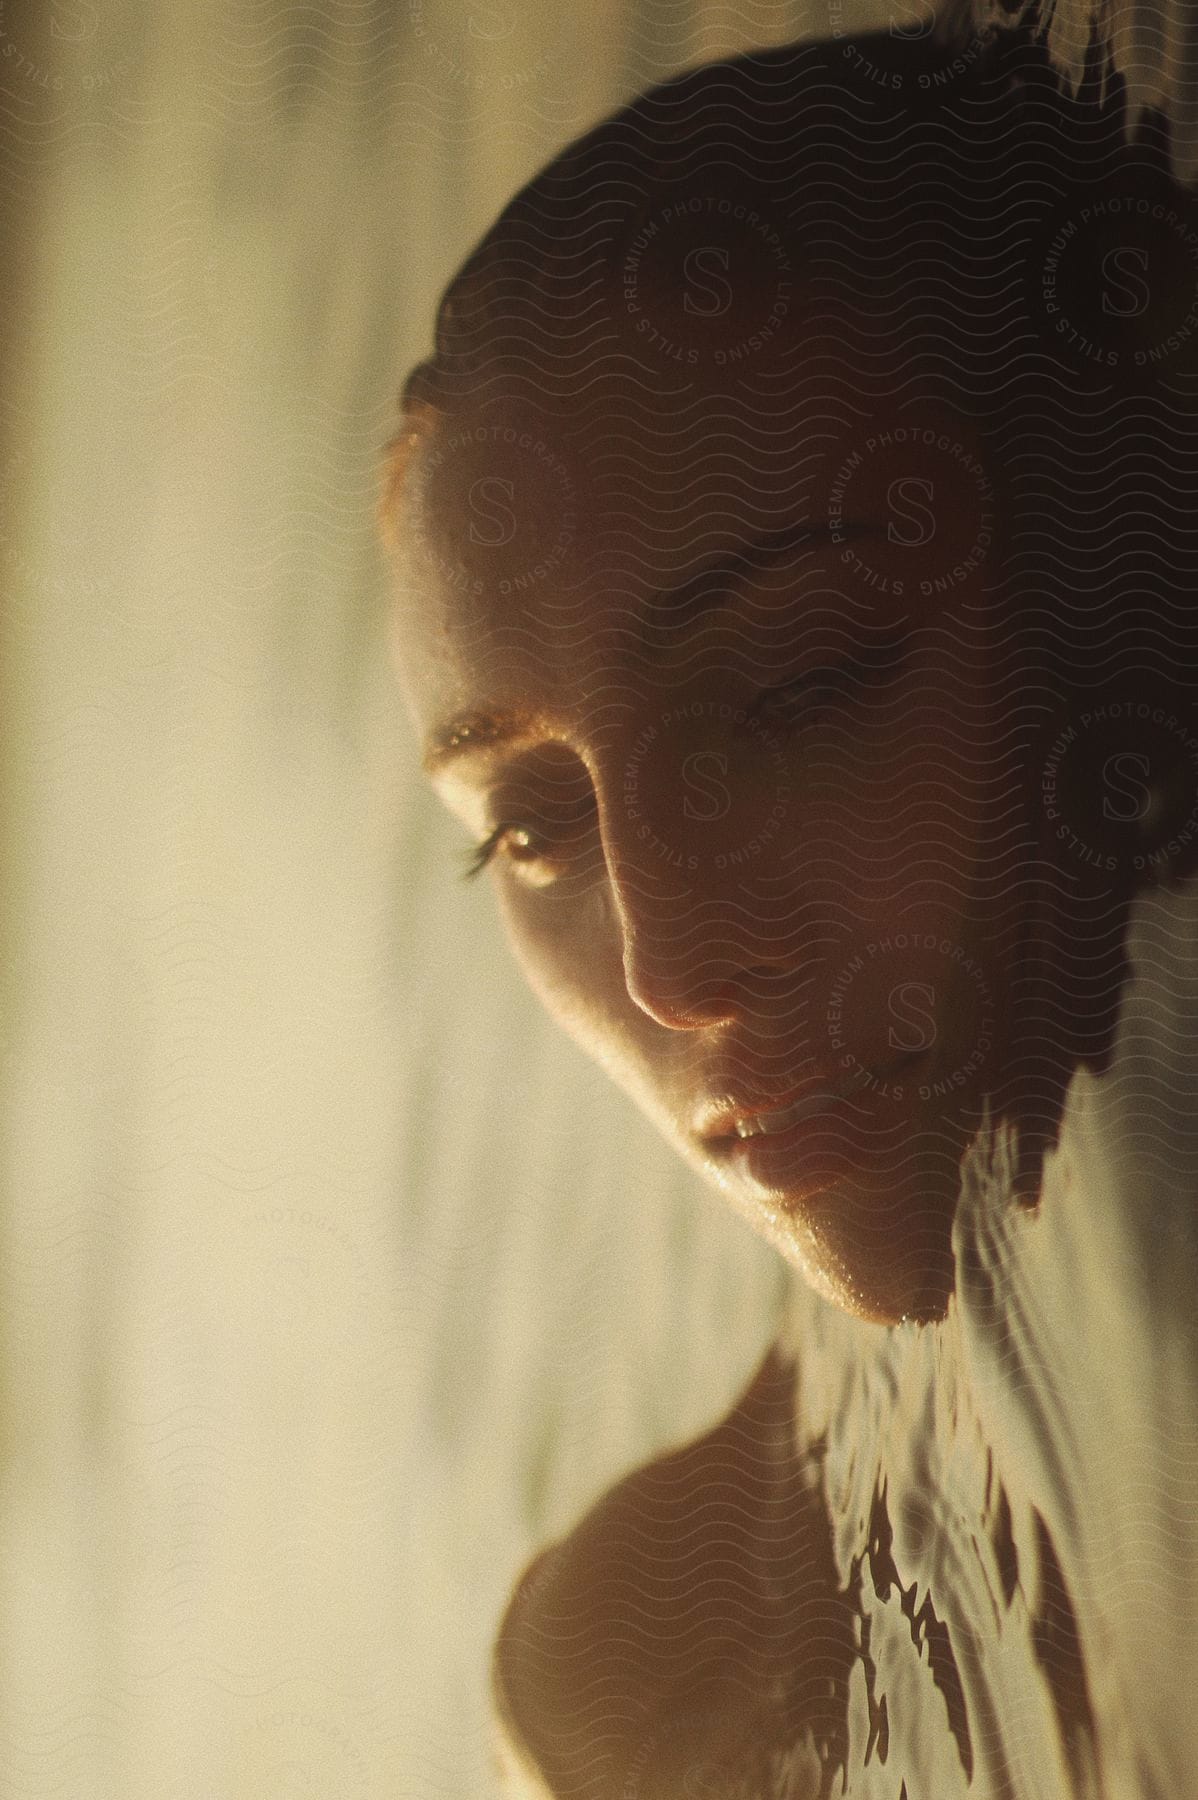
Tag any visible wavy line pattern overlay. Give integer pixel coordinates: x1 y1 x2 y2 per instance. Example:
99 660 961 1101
379 4 1198 1797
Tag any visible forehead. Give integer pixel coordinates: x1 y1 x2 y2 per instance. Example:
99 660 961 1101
391 355 995 731
394 399 798 726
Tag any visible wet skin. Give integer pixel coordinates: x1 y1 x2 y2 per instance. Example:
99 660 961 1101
387 321 1059 1326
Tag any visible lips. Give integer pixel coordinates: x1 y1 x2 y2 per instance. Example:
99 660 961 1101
694 1054 926 1151
694 1067 866 1146
733 1070 871 1136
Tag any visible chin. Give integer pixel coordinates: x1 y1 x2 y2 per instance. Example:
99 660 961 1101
794 1149 964 1323
678 1105 970 1324
734 1153 963 1327
785 1230 956 1327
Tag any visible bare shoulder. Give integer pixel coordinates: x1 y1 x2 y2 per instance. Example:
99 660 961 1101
489 1341 854 1800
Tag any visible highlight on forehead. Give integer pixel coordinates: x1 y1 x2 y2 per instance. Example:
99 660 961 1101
375 403 439 556
423 708 536 776
376 355 554 558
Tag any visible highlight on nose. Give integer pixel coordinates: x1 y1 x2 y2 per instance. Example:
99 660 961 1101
619 952 736 1031
603 837 820 996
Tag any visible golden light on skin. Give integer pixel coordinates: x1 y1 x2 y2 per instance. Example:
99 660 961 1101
382 347 1052 1327
377 36 1198 1800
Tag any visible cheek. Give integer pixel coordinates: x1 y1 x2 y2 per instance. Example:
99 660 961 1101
494 880 636 1057
802 669 993 889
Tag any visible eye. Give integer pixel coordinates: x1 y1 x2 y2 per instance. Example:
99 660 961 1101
458 744 601 888
461 799 600 888
744 631 908 729
461 821 545 882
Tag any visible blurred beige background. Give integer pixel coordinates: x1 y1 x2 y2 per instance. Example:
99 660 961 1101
0 4 849 1796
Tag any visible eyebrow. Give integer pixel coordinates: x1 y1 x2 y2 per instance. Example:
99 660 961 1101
421 520 878 777
422 710 535 775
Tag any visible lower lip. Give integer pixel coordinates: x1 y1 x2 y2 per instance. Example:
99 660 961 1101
703 1058 925 1189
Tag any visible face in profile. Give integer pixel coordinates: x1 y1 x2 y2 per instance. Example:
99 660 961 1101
384 40 1196 1327
387 290 1066 1327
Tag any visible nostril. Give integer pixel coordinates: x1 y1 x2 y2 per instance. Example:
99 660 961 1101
624 984 721 1032
621 957 755 1031
623 961 705 1028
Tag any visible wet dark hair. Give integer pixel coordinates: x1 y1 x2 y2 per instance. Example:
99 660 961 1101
384 16 1198 1172
384 15 1197 663
387 17 1192 425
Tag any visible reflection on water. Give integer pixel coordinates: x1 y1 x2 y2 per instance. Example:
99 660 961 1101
493 874 1198 1797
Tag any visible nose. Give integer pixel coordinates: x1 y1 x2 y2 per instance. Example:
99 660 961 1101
600 810 793 1032
591 700 802 1027
621 946 788 1031
620 932 751 1030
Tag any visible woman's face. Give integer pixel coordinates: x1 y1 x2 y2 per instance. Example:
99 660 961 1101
390 323 1033 1325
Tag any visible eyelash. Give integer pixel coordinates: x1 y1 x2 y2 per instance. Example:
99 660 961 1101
460 634 908 881
461 822 534 882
